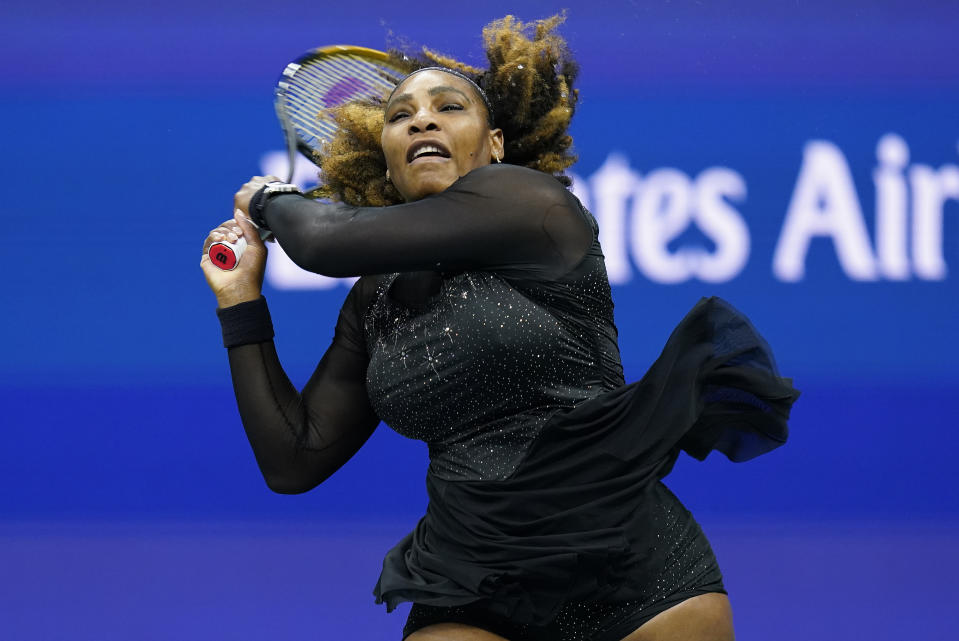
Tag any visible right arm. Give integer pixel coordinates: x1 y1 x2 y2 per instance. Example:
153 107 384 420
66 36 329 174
201 215 379 494
225 327 378 494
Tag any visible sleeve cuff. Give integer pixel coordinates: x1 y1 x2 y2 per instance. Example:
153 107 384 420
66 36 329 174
216 296 275 348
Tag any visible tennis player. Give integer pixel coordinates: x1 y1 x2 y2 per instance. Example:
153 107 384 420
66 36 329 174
202 15 798 641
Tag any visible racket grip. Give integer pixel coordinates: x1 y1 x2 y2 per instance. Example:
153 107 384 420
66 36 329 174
209 237 248 271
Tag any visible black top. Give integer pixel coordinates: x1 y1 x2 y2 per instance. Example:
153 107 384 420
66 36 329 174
223 163 800 624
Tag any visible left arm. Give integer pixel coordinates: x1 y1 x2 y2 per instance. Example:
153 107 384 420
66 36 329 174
236 165 592 279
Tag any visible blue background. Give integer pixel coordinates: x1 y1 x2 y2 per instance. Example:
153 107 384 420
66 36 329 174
2 1 957 639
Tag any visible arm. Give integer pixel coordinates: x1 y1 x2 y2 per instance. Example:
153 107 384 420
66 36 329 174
259 164 592 279
226 327 378 494
202 216 379 494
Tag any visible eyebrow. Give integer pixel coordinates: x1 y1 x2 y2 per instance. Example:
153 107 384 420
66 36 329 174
387 85 474 110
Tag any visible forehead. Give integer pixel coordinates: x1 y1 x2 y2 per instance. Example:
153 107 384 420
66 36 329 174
390 70 479 102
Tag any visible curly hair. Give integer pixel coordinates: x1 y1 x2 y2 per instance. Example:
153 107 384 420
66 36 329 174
313 14 579 207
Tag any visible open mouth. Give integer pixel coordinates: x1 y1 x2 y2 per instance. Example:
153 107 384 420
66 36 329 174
407 141 452 163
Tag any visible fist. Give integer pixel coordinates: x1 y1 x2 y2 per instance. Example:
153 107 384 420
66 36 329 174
200 212 268 308
234 175 283 217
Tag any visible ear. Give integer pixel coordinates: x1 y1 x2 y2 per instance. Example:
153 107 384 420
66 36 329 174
488 128 505 162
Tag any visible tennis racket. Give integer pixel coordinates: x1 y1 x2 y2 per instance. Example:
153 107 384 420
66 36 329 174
209 45 409 270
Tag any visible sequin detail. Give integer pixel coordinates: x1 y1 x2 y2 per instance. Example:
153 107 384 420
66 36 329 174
364 242 623 481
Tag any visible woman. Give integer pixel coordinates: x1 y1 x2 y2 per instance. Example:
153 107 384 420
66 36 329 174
201 15 798 641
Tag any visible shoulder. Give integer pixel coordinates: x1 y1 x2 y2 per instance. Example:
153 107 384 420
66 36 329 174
454 163 574 198
454 164 588 229
341 275 391 317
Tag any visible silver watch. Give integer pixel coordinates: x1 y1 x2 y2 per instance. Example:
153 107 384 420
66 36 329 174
263 181 302 197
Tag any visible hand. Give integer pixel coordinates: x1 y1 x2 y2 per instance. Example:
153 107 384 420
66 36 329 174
233 175 283 218
200 212 268 308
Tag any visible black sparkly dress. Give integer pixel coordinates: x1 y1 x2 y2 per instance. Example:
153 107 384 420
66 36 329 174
230 164 800 640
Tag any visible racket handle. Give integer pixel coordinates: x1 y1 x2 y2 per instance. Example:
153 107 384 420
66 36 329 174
209 237 247 271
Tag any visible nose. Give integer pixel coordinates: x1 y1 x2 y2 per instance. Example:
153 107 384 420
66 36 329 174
408 108 439 134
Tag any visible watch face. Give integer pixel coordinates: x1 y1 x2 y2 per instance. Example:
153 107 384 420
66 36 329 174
265 182 300 195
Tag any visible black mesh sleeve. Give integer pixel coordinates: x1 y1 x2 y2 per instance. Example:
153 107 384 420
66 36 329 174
262 164 593 280
223 278 380 493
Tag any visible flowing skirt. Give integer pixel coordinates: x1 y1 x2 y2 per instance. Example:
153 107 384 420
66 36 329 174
374 297 800 624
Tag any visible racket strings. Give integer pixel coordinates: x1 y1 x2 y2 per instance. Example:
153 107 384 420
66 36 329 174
280 55 404 148
284 60 402 117
298 55 401 97
273 47 410 183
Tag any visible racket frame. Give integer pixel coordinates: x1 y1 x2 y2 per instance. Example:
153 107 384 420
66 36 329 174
273 45 404 183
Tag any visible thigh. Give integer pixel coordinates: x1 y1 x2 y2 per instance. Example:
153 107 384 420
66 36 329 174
619 593 734 641
405 623 512 641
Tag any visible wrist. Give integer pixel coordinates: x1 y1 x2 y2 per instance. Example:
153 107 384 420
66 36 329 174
216 285 263 309
249 181 302 229
216 296 274 348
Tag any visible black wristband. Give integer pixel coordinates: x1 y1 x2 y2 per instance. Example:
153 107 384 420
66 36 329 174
216 296 275 348
248 185 272 230
249 182 302 230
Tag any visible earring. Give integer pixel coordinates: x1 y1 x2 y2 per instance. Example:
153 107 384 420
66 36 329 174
385 170 391 182
494 154 502 163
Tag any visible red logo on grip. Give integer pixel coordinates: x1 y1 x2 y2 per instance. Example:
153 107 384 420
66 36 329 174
209 243 237 270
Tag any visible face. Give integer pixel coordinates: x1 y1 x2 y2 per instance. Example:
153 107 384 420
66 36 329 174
382 70 504 202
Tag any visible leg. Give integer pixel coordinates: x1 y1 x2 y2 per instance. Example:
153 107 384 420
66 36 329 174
406 623 512 641
620 593 734 641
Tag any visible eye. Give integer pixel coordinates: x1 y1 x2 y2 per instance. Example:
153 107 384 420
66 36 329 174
388 111 409 123
440 103 464 112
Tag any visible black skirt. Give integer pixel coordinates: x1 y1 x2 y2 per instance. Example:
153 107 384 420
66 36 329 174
374 297 800 626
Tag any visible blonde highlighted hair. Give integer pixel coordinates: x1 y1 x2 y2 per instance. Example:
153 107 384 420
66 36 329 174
314 14 579 207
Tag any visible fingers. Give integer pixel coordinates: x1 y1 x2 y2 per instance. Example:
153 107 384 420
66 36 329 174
233 175 286 215
202 218 244 254
245 175 281 184
234 179 263 215
234 211 265 248
207 224 241 248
